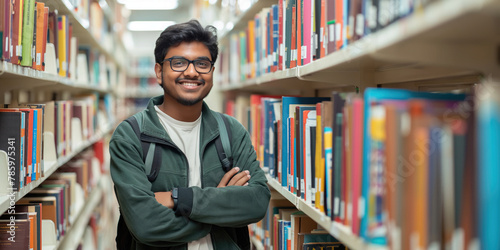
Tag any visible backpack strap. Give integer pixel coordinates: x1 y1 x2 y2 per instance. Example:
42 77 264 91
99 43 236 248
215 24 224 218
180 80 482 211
214 112 233 172
124 113 162 182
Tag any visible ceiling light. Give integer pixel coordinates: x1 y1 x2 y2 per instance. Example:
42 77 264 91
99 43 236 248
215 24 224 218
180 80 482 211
127 21 176 31
119 0 178 10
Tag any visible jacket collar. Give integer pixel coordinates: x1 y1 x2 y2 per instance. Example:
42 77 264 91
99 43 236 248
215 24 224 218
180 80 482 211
141 95 220 144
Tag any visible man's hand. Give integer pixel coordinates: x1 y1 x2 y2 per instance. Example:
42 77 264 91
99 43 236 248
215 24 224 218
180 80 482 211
217 167 251 187
155 191 174 209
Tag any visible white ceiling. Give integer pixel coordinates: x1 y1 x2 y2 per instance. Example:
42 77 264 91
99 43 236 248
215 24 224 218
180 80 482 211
125 0 197 57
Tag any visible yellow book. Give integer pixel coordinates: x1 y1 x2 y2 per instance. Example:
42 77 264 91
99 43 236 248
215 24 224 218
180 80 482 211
315 103 324 212
58 15 67 77
247 20 255 79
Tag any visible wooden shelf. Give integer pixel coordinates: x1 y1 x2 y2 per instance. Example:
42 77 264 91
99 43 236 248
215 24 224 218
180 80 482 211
0 62 112 94
266 174 386 250
220 0 499 92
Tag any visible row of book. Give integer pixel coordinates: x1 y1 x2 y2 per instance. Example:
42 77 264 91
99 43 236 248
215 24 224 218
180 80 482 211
0 93 110 191
0 0 122 88
0 144 105 250
218 0 438 84
231 80 500 249
250 197 349 250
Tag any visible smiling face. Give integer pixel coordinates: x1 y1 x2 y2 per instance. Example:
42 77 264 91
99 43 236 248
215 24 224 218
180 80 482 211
155 41 214 107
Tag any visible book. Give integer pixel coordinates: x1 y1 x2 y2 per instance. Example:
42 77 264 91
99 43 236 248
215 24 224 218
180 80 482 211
291 212 317 249
0 110 25 190
0 215 30 249
305 111 317 206
282 97 329 189
34 2 45 71
18 196 58 239
477 81 500 250
28 188 65 237
14 204 39 250
11 0 23 65
57 15 68 77
2 0 12 61
19 0 34 66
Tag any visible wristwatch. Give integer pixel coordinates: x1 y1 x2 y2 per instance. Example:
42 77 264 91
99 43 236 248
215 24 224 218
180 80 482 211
171 188 178 211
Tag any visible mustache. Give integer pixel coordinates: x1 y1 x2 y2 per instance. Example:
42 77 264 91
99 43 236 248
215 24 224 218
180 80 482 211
175 78 205 84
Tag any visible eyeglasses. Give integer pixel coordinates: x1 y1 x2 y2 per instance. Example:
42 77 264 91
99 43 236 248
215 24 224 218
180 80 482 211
161 57 214 74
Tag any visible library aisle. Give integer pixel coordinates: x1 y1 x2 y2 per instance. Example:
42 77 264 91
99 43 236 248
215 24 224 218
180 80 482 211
0 0 499 249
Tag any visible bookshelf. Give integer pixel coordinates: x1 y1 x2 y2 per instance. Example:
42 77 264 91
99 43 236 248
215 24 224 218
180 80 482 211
0 0 128 249
217 0 500 249
220 0 499 94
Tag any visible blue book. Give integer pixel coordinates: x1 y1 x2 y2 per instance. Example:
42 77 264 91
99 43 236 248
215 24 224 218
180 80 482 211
32 109 38 181
266 9 271 73
283 221 291 249
281 97 329 188
478 88 500 250
263 98 281 176
272 4 279 70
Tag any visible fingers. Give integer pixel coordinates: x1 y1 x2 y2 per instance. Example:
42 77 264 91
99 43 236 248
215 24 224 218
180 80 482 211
217 167 240 187
233 173 250 186
227 170 251 186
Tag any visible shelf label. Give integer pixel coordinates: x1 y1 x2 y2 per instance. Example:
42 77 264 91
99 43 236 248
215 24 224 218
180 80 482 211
356 14 365 36
336 23 342 43
329 24 335 42
358 197 365 218
334 197 340 216
368 5 378 29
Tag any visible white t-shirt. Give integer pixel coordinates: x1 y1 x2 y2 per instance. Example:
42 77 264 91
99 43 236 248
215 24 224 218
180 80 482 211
155 106 214 250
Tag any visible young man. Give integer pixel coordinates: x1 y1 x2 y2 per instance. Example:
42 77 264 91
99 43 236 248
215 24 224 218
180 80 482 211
110 20 271 249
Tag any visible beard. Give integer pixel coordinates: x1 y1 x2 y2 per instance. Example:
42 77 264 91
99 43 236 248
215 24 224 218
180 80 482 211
160 77 210 106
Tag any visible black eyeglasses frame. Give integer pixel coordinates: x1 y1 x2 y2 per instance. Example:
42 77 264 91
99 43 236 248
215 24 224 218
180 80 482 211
161 57 214 74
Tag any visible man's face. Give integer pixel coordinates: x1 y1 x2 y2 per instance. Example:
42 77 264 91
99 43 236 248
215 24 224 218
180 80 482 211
155 41 214 106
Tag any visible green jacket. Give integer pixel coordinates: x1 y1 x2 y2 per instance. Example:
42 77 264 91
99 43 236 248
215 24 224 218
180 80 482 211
110 96 270 249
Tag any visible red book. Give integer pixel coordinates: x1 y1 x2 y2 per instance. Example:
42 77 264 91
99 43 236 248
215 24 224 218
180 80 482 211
320 0 327 57
296 0 302 66
290 3 297 68
2 0 13 61
334 0 344 50
41 7 49 71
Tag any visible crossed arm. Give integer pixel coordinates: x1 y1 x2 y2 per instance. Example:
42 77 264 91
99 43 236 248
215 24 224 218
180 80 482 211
154 167 251 208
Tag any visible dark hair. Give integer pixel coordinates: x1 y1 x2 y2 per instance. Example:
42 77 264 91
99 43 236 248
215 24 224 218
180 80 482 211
154 19 218 64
